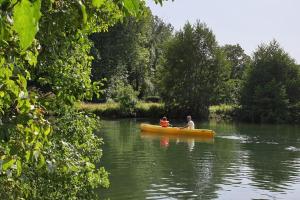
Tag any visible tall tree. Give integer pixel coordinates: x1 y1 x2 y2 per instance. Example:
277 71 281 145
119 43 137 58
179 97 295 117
222 44 251 79
241 40 300 123
148 16 173 95
160 21 229 119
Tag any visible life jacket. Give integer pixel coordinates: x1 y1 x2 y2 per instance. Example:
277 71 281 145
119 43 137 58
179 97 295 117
160 120 169 127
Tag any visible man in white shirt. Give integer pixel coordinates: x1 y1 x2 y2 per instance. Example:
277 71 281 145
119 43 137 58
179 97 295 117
181 115 195 129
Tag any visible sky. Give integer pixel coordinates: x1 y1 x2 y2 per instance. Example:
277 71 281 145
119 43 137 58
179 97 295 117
146 0 300 64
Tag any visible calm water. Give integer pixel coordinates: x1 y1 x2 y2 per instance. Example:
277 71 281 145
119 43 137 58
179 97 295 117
97 119 300 200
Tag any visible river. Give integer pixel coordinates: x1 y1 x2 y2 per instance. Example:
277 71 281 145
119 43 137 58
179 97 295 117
97 119 300 200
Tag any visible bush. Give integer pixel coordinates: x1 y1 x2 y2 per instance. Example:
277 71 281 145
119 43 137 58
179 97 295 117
116 84 139 115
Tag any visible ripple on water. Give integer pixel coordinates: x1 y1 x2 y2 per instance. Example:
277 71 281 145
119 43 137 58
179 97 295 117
217 135 280 145
217 135 242 140
100 119 300 200
285 146 300 152
145 179 198 199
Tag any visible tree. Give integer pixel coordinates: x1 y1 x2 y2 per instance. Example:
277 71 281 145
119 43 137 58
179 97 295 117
90 8 173 100
159 21 229 119
222 44 251 79
216 44 251 104
0 0 166 198
241 40 300 123
90 9 150 99
148 16 173 96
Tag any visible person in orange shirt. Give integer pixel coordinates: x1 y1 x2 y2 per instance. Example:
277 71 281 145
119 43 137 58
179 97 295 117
160 116 169 127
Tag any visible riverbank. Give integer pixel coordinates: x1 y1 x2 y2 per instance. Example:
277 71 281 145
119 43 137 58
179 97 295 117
78 102 165 118
209 104 239 121
79 102 237 121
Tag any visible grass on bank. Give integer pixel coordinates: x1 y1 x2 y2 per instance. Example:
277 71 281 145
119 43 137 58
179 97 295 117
79 102 238 121
78 101 165 118
209 104 240 121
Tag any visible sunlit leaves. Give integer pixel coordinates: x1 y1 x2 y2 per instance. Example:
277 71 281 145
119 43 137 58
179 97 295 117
92 0 105 8
2 158 16 171
37 153 45 169
13 0 41 50
0 19 6 41
16 159 22 176
24 50 38 66
123 0 140 16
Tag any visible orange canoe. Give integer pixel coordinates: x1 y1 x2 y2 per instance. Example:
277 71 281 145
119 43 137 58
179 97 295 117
140 123 215 138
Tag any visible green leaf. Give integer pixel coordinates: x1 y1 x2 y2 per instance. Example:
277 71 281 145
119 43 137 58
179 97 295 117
25 150 31 162
123 0 140 16
92 0 105 8
16 159 22 176
86 162 95 170
3 158 16 171
0 0 6 6
44 126 51 136
17 74 27 88
13 0 42 50
24 50 38 66
18 99 31 114
37 154 45 169
0 20 5 41
77 0 87 24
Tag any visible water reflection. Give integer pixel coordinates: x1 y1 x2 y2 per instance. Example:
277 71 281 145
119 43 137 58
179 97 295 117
98 119 300 200
141 131 214 151
235 124 300 193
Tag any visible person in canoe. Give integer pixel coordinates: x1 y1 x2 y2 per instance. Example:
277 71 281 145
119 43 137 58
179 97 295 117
181 115 195 129
160 116 170 127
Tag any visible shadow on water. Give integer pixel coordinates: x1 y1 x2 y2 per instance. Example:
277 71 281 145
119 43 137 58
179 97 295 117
97 119 300 199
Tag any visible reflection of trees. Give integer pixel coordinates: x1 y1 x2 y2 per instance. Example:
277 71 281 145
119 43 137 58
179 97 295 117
98 120 300 199
98 119 243 199
98 119 167 199
237 124 300 192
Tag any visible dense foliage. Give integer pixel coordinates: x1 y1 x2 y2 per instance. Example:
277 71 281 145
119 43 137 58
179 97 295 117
158 22 229 119
90 8 173 100
241 41 300 123
90 15 299 123
0 0 169 198
217 44 251 104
